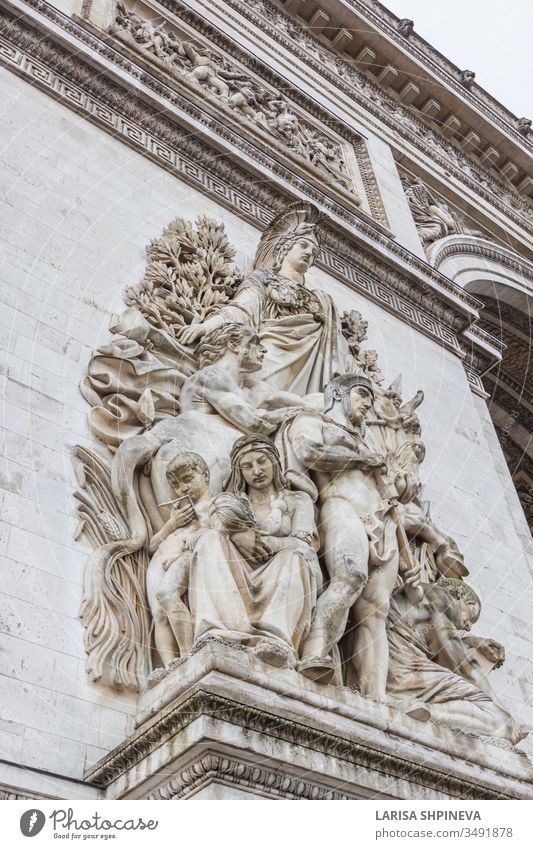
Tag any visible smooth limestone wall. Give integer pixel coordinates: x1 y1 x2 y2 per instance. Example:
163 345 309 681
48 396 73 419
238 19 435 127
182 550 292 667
1 68 532 799
0 70 261 795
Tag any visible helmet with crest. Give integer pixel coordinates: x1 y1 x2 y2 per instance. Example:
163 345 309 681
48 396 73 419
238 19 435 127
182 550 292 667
324 371 374 419
253 202 324 271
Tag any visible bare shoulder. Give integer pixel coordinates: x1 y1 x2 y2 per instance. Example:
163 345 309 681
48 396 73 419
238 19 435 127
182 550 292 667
291 409 324 430
195 363 233 390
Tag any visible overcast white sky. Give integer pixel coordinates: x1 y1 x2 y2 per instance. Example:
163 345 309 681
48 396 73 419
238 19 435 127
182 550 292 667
383 0 533 117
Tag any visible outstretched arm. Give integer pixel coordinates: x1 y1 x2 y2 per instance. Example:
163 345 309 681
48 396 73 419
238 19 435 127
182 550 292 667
247 380 320 412
180 41 199 63
179 279 263 344
205 377 297 435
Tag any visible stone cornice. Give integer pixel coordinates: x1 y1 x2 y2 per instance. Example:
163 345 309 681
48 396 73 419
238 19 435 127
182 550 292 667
218 0 533 237
467 325 505 360
149 751 355 799
342 0 532 152
0 0 490 358
85 686 524 799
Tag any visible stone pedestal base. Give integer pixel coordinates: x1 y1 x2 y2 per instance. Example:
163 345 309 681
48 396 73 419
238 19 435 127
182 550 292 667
85 640 533 800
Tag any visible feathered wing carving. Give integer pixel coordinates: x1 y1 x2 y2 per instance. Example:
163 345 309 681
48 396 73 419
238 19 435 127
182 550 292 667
74 217 241 688
74 446 152 689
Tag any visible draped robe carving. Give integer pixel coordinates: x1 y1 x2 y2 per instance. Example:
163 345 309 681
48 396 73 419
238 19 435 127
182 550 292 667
73 203 525 747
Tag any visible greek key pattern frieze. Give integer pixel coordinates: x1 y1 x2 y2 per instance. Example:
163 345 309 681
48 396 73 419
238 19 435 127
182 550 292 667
0 12 477 360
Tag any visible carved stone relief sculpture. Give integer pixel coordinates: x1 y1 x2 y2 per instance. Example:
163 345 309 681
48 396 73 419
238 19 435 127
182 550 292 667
388 579 526 743
401 174 485 252
284 373 402 692
190 434 321 670
460 70 476 89
75 202 525 747
110 3 356 196
240 0 533 228
178 203 353 394
397 19 414 37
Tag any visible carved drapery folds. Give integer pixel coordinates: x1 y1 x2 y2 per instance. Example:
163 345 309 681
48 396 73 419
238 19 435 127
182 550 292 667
110 3 356 197
75 203 525 747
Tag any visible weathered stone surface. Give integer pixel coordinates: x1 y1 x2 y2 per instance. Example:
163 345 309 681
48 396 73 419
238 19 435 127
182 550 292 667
86 642 533 800
0 0 532 802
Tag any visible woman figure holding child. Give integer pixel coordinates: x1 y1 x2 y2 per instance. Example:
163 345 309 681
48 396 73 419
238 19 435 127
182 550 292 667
189 434 322 668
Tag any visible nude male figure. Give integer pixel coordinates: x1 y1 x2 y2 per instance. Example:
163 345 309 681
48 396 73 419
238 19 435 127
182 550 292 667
112 322 308 555
146 452 211 666
287 373 402 695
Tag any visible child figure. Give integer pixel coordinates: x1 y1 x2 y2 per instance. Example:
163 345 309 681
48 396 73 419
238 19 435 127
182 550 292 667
146 452 211 666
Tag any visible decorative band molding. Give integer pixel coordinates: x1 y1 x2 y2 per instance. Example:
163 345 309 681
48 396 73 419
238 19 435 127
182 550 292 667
0 6 485 362
85 689 519 799
0 784 48 800
148 752 355 800
431 240 533 289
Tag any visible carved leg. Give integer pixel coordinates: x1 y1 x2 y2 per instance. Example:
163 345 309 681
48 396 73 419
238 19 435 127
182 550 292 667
156 554 193 656
300 502 368 682
210 77 230 99
152 609 179 668
351 553 399 699
161 599 194 656
428 699 526 744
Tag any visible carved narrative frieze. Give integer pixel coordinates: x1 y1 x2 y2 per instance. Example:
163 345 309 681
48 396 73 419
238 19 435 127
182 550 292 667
109 2 357 198
400 174 485 252
237 0 533 231
75 202 527 748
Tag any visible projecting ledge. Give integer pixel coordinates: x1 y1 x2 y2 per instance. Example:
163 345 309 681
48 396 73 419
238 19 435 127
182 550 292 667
85 640 533 800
